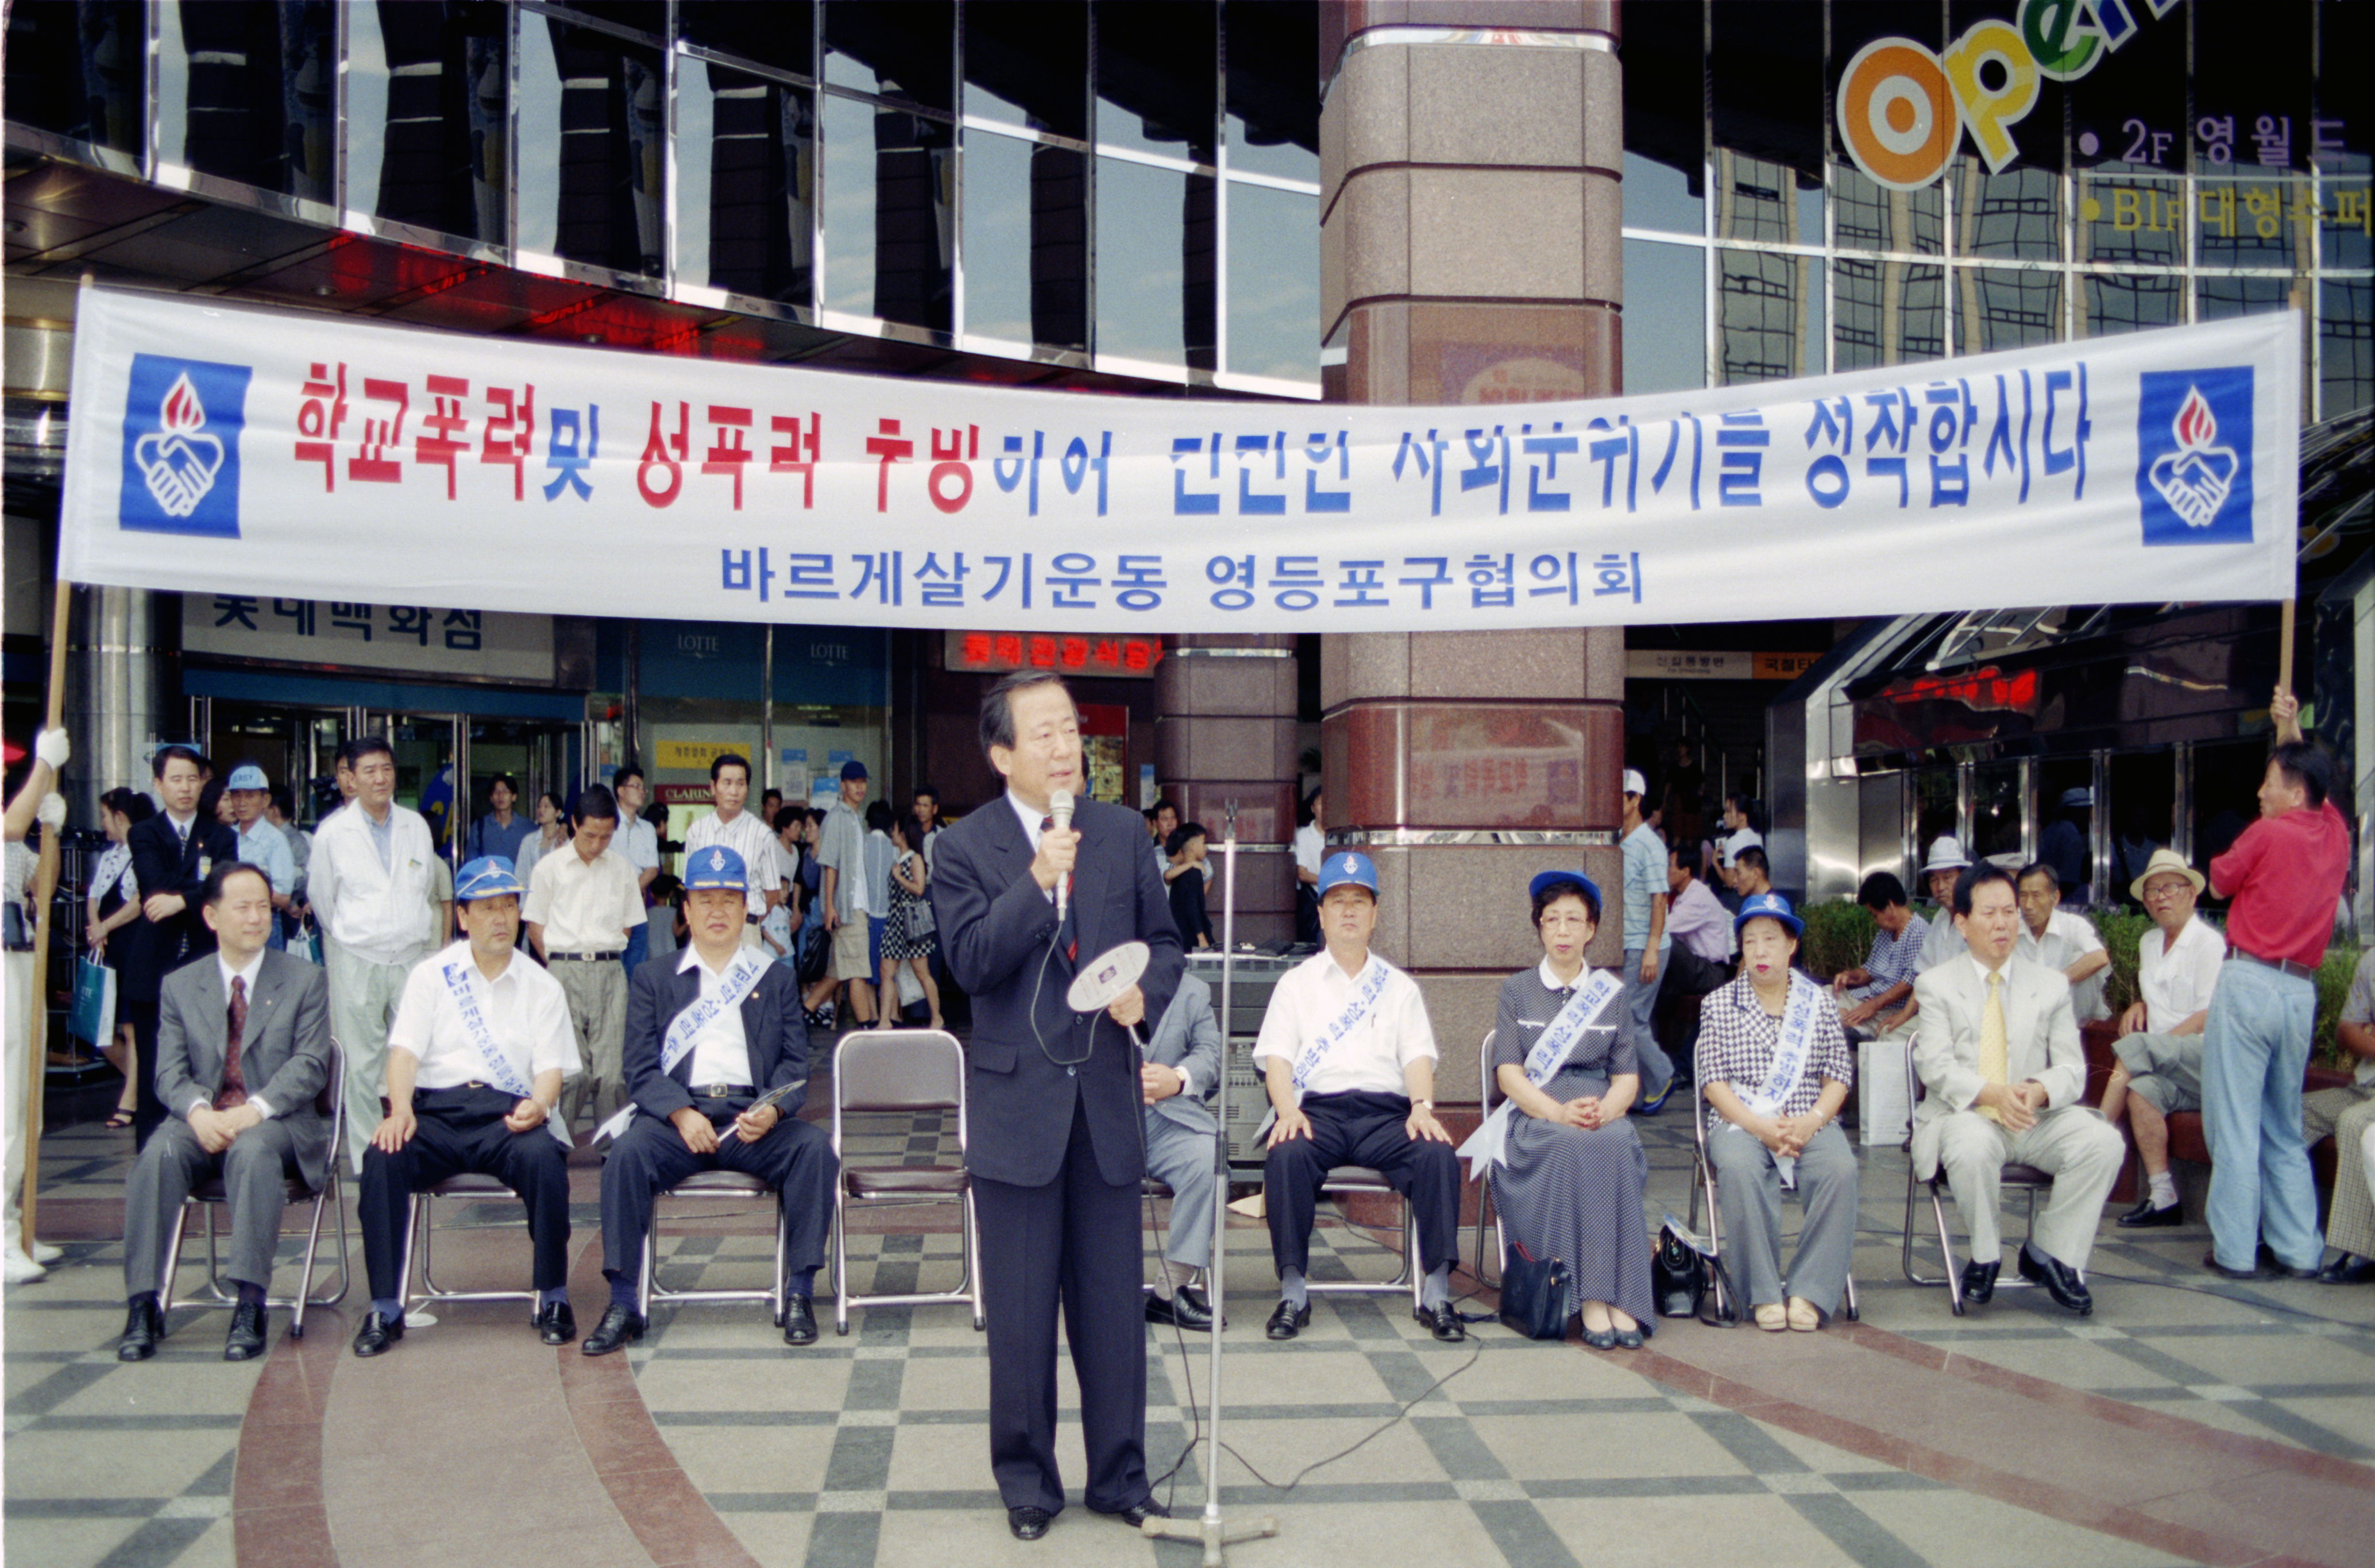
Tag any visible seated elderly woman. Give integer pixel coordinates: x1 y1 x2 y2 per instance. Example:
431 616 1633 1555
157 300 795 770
1462 871 1654 1348
1697 892 1859 1331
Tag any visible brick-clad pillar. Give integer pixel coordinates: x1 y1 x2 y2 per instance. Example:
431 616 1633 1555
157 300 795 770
1319 2 1629 1103
1154 636 1299 948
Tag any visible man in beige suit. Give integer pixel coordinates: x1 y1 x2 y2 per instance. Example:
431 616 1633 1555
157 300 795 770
1913 863 2122 1316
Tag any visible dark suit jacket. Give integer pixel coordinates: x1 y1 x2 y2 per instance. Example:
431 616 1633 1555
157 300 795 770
622 952 812 1123
122 814 240 1005
929 795 1184 1188
155 947 336 1189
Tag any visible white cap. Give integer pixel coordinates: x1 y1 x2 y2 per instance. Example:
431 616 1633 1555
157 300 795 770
1622 769 1647 797
1921 836 1972 875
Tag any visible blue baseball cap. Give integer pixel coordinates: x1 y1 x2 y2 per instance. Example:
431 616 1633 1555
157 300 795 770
1317 851 1378 898
225 764 270 791
454 856 524 902
1734 891 1804 939
840 760 868 781
684 844 749 893
1527 870 1603 910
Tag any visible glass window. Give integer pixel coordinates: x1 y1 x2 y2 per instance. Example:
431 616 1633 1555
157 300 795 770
2197 274 2293 323
2106 750 2175 909
1621 238 1706 393
1711 0 1821 242
2 0 144 159
2323 278 2373 418
1225 1 1318 183
963 1 1087 140
2189 738 2269 894
962 128 1087 352
1953 160 2060 261
1833 170 1944 257
1226 181 1319 383
822 93 953 332
1094 0 1215 162
1971 760 2023 864
1716 152 1817 247
1623 0 1703 234
155 0 337 202
2194 1 2311 177
1914 768 1959 880
557 2 666 40
678 61 813 308
679 1 813 78
823 1 953 112
2078 173 2183 267
2083 272 2182 338
2068 3 2184 178
1959 267 2060 352
2322 183 2372 272
2320 2 2373 174
1095 156 1215 370
1720 252 1822 384
2198 178 2304 272
514 16 666 276
345 0 508 242
1835 259 1944 369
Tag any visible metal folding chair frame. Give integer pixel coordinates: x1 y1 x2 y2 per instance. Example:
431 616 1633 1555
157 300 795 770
1470 1029 1509 1290
638 1170 787 1327
1899 1044 2051 1316
830 1029 983 1335
403 1171 540 1319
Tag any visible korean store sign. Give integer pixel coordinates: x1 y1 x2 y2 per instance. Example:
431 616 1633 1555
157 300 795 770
61 287 2296 634
180 594 553 682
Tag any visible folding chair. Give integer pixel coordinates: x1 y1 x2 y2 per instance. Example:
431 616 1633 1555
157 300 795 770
401 1172 540 1320
830 1028 983 1335
638 1168 787 1326
159 1051 349 1339
1470 1029 1508 1290
1900 1046 2053 1316
1690 1067 1857 1323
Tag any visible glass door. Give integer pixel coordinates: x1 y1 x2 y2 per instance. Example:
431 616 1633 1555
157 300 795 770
198 699 353 828
364 711 467 864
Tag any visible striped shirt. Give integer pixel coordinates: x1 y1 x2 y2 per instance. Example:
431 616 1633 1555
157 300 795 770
684 807 783 921
1697 974 1854 1136
1845 912 1929 1001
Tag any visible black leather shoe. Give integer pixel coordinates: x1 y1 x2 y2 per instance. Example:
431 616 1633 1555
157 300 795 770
782 1293 818 1346
1414 1301 1467 1342
116 1296 163 1362
1960 1258 2000 1306
2318 1253 2375 1285
581 1303 646 1355
1095 1497 1171 1528
2018 1246 2094 1316
1007 1506 1054 1541
2203 1249 2269 1281
536 1301 578 1345
1265 1300 1310 1340
223 1300 268 1361
1580 1325 1617 1350
1612 1325 1646 1350
1145 1288 1214 1331
350 1310 404 1357
2117 1196 2185 1228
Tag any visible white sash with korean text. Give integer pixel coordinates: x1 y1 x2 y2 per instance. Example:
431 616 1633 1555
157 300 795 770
1739 972 1822 1184
594 949 770 1142
1458 970 1623 1177
1254 957 1395 1138
440 960 573 1150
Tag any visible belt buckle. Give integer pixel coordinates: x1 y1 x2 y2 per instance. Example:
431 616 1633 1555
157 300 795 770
702 1083 731 1099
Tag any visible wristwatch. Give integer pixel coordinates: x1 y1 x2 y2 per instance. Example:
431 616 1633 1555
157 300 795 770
1412 1098 1434 1112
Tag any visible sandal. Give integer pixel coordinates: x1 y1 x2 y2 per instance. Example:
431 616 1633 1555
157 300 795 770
1787 1297 1822 1333
105 1110 135 1131
1754 1303 1789 1332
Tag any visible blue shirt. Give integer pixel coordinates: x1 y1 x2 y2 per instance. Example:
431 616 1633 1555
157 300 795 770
1621 823 1671 952
234 818 296 897
468 812 534 866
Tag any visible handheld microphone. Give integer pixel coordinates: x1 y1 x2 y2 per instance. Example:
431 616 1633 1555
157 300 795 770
1048 788 1075 924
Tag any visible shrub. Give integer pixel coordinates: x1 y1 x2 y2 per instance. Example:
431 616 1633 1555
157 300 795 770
1797 899 1876 982
2087 909 2156 1018
2316 946 2362 1068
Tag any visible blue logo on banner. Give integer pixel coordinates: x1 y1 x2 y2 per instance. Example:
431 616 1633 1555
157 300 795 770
118 353 250 538
2135 366 2253 546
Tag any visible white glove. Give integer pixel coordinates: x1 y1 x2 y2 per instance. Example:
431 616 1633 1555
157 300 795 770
36 794 66 831
33 728 69 771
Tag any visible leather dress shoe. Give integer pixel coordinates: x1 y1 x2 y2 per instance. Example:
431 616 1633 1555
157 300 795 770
1580 1325 1618 1350
223 1300 269 1361
2203 1249 2269 1282
782 1293 818 1346
1612 1324 1646 1349
1960 1258 2000 1306
1414 1301 1467 1342
117 1296 164 1362
350 1310 405 1357
2117 1196 2184 1228
2317 1253 2375 1285
1094 1497 1171 1528
581 1303 646 1355
1145 1287 1214 1331
536 1301 578 1345
1007 1506 1054 1541
2017 1246 2094 1316
1265 1300 1310 1340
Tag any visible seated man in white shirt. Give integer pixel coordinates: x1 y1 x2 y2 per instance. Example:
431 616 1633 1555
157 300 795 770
1256 853 1465 1344
2101 849 2223 1228
2015 863 2111 1024
350 858 581 1356
1832 871 1930 1041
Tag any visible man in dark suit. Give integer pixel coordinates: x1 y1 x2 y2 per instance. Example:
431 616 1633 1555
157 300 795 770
122 744 241 1148
581 844 837 1355
928 670 1185 1542
118 862 334 1362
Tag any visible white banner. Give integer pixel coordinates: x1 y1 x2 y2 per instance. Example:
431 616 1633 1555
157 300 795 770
59 288 2296 632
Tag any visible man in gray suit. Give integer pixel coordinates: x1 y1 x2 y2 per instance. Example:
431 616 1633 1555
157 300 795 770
1141 971 1222 1331
118 862 334 1362
1912 863 2122 1316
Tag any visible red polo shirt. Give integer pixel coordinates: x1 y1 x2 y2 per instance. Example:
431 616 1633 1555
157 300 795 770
2211 797 2350 971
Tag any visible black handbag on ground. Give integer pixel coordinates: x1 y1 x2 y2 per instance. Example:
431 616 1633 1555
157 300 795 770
1499 1242 1571 1340
796 923 829 986
1653 1223 1706 1319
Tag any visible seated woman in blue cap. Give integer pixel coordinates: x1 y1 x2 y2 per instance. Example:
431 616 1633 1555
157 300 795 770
1696 893 1859 1332
1460 871 1653 1348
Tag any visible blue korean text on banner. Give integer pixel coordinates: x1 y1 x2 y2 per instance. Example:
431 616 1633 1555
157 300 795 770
118 353 251 538
2135 367 2254 547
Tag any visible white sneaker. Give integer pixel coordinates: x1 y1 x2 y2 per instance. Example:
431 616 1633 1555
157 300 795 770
30 1241 63 1264
3 1251 47 1285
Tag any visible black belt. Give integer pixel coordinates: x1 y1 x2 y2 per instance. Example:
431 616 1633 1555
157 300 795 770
746 913 762 924
550 951 624 963
693 1083 756 1099
2230 945 2316 982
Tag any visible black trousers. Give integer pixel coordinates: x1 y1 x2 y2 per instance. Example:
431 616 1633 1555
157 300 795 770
126 1002 168 1149
358 1087 573 1301
1263 1090 1462 1279
972 1093 1149 1516
597 1096 836 1288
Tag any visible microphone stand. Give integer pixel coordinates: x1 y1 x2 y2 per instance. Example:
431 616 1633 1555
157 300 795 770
1146 800 1277 1563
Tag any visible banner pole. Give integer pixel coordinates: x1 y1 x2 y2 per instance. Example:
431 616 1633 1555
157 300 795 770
2279 598 2296 699
21 580 72 1248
